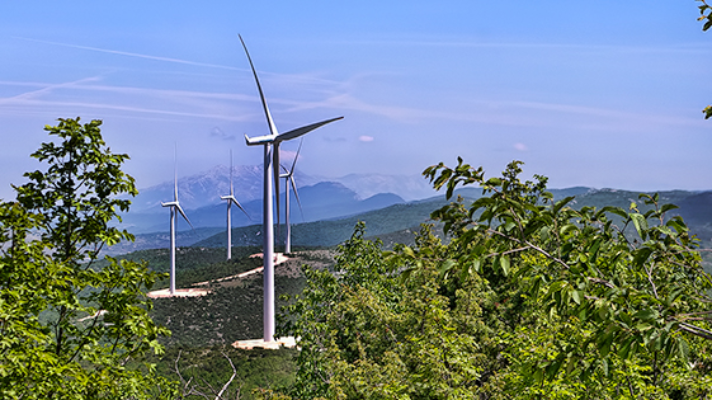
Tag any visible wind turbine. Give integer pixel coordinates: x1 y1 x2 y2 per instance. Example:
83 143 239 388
280 140 304 255
161 149 194 295
239 34 342 342
220 149 249 260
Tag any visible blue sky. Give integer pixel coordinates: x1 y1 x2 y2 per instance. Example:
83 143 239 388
0 1 710 200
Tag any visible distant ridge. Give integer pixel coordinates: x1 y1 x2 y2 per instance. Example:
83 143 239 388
108 187 712 256
128 164 431 214
117 163 712 251
675 191 712 241
324 172 437 201
128 165 286 213
119 181 405 234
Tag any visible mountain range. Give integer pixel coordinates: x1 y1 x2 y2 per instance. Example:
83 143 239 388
120 181 405 234
126 164 435 214
107 175 712 258
118 164 437 234
112 163 712 256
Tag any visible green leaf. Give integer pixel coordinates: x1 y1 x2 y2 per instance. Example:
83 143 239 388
503 220 516 232
402 246 415 258
485 177 501 186
499 255 510 276
705 105 712 119
588 238 602 264
635 322 652 332
618 337 633 359
659 203 679 214
634 309 658 322
471 258 482 273
630 213 648 240
438 259 457 277
632 247 653 267
598 331 613 357
600 206 628 219
553 196 575 214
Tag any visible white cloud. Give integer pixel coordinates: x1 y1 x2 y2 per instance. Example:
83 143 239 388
359 135 374 142
513 142 528 152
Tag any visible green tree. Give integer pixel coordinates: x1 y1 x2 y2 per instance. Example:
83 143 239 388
274 159 712 399
0 118 176 399
424 159 712 398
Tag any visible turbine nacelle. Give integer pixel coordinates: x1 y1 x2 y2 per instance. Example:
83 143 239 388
161 201 193 229
221 194 248 214
244 116 343 231
244 116 343 147
244 133 277 146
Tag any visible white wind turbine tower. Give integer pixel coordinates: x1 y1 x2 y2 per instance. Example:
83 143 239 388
161 149 194 295
220 150 249 260
239 35 342 342
280 140 304 255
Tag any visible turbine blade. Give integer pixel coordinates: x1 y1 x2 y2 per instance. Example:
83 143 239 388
230 197 249 218
176 204 194 231
239 35 279 137
229 149 234 196
275 116 343 143
174 144 178 201
290 138 302 174
291 176 305 222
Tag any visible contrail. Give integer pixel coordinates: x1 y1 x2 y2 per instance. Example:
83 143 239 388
14 37 242 71
0 76 101 103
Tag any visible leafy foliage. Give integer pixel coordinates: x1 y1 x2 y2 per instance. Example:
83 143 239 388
699 0 712 31
274 159 712 399
697 0 712 118
0 118 175 399
425 159 712 397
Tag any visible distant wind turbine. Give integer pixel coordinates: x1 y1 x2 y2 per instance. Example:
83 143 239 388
239 34 342 342
161 148 194 295
280 140 304 255
220 150 249 260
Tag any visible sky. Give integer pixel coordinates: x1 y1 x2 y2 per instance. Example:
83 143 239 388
0 1 711 200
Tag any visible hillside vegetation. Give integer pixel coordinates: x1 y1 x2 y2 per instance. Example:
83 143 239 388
111 185 712 398
103 246 335 346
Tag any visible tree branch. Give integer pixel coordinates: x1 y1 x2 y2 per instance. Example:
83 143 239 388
215 351 238 400
678 322 712 341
